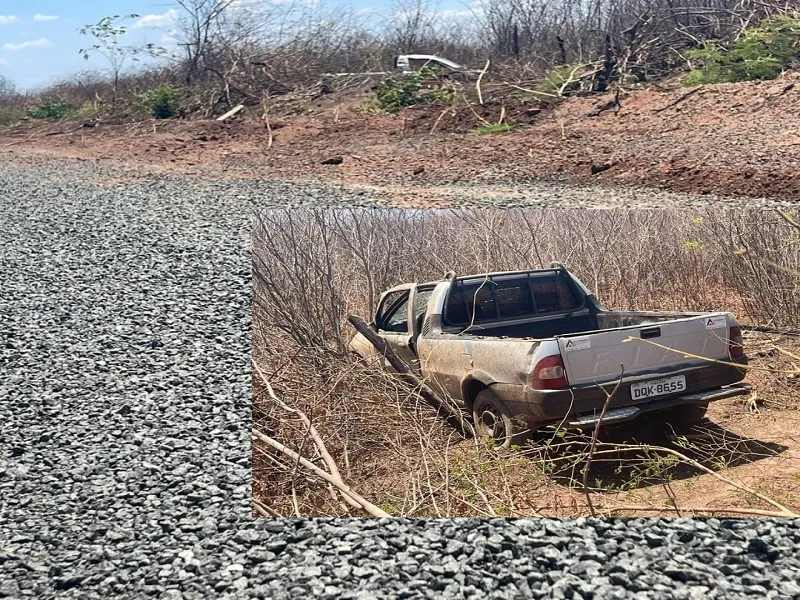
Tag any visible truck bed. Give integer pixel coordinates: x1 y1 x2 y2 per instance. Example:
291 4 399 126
433 309 734 387
446 309 698 341
557 312 732 386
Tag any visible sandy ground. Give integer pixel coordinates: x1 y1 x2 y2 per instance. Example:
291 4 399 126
510 333 800 518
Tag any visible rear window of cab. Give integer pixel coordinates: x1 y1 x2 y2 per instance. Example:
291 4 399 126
444 273 581 327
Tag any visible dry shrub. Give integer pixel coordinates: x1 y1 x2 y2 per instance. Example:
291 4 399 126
741 334 800 412
252 207 800 517
4 1 794 120
252 338 486 517
253 208 800 336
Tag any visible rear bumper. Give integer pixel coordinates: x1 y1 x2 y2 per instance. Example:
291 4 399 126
565 383 751 429
492 355 748 427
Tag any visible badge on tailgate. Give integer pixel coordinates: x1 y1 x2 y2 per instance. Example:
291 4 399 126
630 375 687 400
564 337 591 351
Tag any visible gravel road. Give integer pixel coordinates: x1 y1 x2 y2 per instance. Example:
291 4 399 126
2 159 800 599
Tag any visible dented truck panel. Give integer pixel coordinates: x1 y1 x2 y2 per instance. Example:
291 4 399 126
351 268 749 429
416 333 548 408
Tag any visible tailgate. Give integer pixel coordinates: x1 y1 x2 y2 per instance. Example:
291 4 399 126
556 313 731 386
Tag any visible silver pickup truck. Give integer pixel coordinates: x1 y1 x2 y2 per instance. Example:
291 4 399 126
350 266 750 448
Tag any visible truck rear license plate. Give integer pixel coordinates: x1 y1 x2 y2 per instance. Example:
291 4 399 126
630 375 686 400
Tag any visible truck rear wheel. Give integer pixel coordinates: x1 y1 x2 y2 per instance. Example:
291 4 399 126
664 402 708 432
472 388 532 449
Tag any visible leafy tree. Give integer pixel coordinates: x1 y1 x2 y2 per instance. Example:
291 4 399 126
26 99 70 120
373 67 456 113
79 14 164 108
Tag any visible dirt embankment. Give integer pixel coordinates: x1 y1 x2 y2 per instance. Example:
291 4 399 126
2 73 800 202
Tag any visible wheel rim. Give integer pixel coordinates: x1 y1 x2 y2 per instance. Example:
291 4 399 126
478 404 506 442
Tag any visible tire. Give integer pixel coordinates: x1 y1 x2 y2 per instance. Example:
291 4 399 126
664 402 708 433
472 388 532 449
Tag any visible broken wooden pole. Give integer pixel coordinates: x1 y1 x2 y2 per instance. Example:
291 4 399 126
217 104 244 121
347 315 472 436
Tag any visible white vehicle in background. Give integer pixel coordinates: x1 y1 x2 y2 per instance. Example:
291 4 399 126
392 54 471 74
322 54 477 78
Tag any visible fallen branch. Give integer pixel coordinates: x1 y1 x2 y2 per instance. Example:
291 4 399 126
261 93 273 149
776 346 800 362
252 429 391 518
653 86 704 113
583 366 625 517
778 208 800 233
559 64 593 97
461 94 491 127
623 337 799 374
3 117 70 147
476 60 490 106
599 442 798 516
430 107 453 134
252 358 360 512
743 325 800 337
603 504 794 518
506 83 557 98
217 104 244 121
589 505 796 518
735 248 800 279
253 499 281 517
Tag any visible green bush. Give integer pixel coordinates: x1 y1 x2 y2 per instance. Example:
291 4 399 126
683 14 800 85
373 67 456 114
144 84 182 119
533 63 585 97
71 101 98 120
26 98 70 119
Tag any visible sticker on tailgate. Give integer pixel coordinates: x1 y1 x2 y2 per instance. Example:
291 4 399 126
705 315 727 330
564 337 591 351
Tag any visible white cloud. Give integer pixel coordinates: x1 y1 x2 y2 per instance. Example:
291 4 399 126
159 29 180 48
132 9 179 29
0 15 19 25
33 14 60 22
3 37 52 51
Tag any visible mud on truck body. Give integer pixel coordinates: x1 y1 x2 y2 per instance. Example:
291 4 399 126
350 266 750 448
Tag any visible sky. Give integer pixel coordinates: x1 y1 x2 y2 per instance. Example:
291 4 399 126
0 0 477 92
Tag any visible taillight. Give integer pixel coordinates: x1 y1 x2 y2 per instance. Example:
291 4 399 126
531 355 569 390
729 326 744 358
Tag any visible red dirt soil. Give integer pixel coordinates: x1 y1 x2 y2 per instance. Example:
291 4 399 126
3 73 800 203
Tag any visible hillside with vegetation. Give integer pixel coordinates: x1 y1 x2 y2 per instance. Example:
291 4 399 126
1 2 799 202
